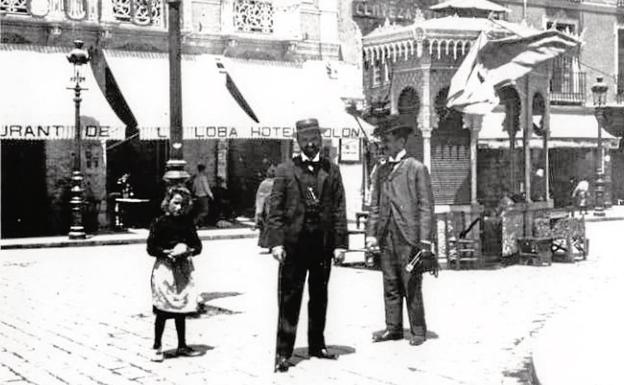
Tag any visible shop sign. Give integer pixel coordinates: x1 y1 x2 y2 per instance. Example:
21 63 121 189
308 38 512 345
0 124 123 140
142 126 363 140
352 1 418 22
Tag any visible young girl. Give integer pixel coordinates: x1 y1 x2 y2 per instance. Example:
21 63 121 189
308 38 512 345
147 187 203 362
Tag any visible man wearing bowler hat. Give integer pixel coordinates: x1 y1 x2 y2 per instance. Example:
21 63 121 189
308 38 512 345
366 117 435 347
266 118 348 372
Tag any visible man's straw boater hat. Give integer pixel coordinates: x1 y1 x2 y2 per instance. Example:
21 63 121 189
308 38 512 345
295 118 328 134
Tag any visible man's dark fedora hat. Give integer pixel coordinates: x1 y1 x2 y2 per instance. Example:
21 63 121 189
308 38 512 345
295 118 328 133
373 115 413 137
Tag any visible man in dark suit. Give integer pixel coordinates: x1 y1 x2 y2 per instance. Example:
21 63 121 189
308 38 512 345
266 118 348 372
366 120 435 347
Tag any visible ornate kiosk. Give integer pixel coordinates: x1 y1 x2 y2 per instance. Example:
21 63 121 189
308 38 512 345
361 1 570 267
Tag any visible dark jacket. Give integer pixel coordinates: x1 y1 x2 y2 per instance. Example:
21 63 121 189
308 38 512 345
366 157 435 247
265 156 348 251
147 214 203 258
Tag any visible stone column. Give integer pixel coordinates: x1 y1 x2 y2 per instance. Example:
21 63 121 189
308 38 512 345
47 0 65 20
523 77 532 202
507 129 517 193
100 0 116 22
422 129 432 171
182 0 194 32
465 114 482 205
543 92 551 203
221 0 234 34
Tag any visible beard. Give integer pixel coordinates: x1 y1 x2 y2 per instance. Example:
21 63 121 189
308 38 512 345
302 145 319 159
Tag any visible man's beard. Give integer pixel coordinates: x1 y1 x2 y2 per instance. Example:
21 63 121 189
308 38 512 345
302 146 319 159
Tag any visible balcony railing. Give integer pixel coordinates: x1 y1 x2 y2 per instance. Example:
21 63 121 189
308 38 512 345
1 0 29 15
549 71 586 105
1 0 164 26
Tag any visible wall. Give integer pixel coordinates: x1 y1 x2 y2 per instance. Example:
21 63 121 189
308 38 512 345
45 140 106 234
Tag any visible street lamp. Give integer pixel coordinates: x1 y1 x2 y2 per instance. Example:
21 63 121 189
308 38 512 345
66 40 90 239
591 76 608 217
163 0 190 186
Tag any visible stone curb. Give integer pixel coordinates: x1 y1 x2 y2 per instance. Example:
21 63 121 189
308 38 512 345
0 230 258 250
1 216 622 251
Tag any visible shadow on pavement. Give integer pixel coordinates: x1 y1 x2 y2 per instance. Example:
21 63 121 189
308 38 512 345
290 345 356 366
370 329 439 341
188 291 243 318
163 344 213 359
197 291 242 302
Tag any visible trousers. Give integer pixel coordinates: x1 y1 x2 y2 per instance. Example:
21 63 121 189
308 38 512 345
380 219 426 337
276 230 331 357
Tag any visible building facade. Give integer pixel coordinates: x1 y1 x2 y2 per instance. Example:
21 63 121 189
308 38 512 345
1 0 369 237
359 0 624 213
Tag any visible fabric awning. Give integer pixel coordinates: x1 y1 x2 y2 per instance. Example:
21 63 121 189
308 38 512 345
103 50 255 140
478 111 618 149
219 58 373 140
103 51 372 140
0 45 125 140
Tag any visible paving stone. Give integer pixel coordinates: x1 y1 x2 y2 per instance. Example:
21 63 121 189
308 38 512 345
0 223 619 385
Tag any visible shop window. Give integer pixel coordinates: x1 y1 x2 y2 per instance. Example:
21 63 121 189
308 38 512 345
234 0 274 34
0 0 29 14
85 149 99 169
112 0 164 26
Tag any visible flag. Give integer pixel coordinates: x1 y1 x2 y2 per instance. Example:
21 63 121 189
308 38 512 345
447 30 580 114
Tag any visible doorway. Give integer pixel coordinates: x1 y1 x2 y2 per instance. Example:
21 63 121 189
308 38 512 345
1 140 49 238
227 139 284 217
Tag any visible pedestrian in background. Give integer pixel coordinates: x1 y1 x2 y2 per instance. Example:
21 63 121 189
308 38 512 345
266 118 347 372
366 120 435 347
572 178 590 215
191 164 214 228
255 165 276 249
147 186 203 362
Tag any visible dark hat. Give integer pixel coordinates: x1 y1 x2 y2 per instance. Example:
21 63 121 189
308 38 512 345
295 118 326 134
373 115 413 138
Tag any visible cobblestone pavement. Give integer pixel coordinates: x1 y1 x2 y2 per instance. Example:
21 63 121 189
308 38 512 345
0 220 621 385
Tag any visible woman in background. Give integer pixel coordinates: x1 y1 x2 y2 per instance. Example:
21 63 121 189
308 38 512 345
147 186 203 362
254 165 276 249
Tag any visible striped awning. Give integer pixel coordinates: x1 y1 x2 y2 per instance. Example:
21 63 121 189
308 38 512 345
0 44 125 140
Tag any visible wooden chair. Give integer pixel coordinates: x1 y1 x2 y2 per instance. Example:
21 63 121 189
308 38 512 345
448 237 479 270
516 237 552 266
549 214 589 262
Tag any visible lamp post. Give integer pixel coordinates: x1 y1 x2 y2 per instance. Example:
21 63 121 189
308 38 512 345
163 0 190 186
591 76 608 217
66 40 90 239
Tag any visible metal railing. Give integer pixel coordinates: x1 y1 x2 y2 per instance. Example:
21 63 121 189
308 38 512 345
549 71 586 105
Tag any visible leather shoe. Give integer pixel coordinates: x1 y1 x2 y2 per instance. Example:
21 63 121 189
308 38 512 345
409 336 426 346
372 330 403 343
275 356 293 372
176 346 202 357
309 348 338 360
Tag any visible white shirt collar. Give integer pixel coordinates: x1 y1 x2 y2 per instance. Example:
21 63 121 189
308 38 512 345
388 149 406 163
301 152 320 163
